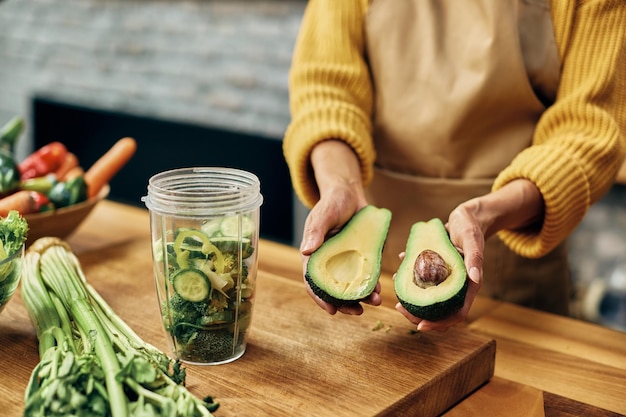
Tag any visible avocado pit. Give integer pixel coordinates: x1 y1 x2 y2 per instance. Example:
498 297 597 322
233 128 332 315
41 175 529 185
413 249 450 288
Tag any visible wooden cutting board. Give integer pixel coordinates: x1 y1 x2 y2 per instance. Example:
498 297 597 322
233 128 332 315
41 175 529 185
76 240 497 417
193 272 495 417
4 238 495 417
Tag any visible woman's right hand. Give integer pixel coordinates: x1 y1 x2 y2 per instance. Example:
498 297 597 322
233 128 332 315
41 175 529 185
299 188 377 315
299 140 377 314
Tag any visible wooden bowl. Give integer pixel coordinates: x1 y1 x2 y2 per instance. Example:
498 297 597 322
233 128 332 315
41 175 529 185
23 185 110 245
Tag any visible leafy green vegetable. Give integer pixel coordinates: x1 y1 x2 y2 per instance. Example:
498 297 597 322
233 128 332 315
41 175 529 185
0 209 29 258
21 237 219 417
0 210 28 310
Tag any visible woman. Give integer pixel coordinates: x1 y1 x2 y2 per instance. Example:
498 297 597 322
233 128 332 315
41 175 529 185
283 0 626 331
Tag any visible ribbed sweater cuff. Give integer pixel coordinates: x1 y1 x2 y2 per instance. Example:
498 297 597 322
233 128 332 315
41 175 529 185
283 106 374 208
493 145 590 258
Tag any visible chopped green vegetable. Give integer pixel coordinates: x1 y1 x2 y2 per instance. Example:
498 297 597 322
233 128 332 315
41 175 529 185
159 224 256 364
21 237 218 417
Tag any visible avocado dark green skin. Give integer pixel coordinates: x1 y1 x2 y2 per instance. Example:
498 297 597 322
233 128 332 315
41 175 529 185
304 272 363 307
398 278 468 321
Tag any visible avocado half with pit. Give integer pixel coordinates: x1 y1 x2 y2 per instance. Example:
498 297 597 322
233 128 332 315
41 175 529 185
394 218 468 321
305 205 392 306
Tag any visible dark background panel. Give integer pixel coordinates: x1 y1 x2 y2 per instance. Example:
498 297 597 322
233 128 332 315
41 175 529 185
31 96 294 245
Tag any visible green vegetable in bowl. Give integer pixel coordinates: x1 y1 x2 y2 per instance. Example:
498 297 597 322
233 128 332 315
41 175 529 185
22 174 89 209
46 175 88 208
0 209 28 258
0 210 28 311
0 150 21 195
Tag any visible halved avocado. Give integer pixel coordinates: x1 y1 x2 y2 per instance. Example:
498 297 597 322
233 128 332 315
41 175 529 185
394 218 468 321
305 205 392 306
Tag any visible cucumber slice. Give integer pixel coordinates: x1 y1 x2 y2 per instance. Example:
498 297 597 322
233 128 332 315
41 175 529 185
172 269 211 302
201 218 223 237
220 215 255 238
210 237 254 258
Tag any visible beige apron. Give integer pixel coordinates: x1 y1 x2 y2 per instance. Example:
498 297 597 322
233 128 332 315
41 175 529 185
364 0 570 315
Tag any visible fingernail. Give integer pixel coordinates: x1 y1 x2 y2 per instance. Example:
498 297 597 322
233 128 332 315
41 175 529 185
300 238 313 253
469 267 480 284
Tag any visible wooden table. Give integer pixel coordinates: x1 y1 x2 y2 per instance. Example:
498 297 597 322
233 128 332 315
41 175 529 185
1 200 625 416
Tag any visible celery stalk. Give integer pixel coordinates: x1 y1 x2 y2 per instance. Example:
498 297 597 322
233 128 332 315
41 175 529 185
21 237 218 417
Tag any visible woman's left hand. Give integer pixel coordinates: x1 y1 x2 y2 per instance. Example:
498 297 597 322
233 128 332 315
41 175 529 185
395 179 545 331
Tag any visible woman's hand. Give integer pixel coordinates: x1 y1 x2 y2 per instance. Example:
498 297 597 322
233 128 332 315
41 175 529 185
299 140 379 314
395 179 544 331
300 198 382 315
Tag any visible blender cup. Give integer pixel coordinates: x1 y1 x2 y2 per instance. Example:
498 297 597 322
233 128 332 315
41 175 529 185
143 167 263 365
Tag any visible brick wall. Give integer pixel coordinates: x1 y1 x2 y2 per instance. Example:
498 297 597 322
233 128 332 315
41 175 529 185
0 0 305 159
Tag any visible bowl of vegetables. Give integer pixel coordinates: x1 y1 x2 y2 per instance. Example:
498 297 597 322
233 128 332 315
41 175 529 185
22 184 110 244
0 116 137 245
0 211 28 314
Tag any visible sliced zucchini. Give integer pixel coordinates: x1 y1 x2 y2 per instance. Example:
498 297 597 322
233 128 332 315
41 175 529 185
220 215 255 238
172 268 211 302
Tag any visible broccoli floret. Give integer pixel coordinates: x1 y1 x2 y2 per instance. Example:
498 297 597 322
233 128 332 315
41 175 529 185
209 292 229 313
0 210 28 259
162 295 209 342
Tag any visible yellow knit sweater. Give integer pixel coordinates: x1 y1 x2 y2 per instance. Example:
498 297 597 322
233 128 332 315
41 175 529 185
283 0 626 258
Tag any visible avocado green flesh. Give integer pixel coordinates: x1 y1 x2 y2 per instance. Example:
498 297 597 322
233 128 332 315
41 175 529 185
394 218 467 321
309 249 373 301
306 206 392 306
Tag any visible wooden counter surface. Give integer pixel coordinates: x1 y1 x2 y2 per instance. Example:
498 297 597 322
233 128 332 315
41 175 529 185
1 200 625 416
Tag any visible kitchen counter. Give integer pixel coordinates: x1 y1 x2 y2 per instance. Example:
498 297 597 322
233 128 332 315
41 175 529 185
1 200 625 416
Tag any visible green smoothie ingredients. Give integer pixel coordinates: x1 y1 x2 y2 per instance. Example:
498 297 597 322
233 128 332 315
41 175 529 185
156 216 256 364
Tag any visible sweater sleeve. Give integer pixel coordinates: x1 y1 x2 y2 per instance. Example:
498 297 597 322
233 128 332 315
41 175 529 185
493 0 626 258
282 0 375 209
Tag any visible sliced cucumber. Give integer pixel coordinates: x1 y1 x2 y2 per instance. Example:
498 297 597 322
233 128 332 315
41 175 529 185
172 269 211 302
220 215 255 238
210 237 254 258
201 218 223 237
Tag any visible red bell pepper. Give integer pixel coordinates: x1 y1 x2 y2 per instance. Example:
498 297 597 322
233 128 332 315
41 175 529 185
19 142 68 180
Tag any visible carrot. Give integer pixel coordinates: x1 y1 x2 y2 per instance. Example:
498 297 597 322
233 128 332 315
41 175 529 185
54 152 79 180
0 190 49 217
61 165 85 182
84 137 137 198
